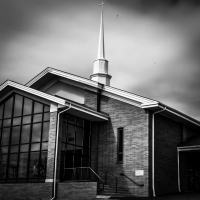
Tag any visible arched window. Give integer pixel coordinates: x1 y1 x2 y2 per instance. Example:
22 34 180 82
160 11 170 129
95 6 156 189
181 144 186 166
0 93 50 183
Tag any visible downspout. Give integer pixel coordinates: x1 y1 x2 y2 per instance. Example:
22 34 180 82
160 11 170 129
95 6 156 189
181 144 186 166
51 104 72 200
152 107 166 197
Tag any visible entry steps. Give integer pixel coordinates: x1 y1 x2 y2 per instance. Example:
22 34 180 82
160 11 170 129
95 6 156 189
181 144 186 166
97 184 135 198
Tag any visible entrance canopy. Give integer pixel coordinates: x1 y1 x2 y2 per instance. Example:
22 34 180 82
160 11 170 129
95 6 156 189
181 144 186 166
59 101 109 122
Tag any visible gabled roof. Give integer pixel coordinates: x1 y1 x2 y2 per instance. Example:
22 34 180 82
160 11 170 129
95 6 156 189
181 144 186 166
0 80 109 122
24 67 200 131
25 67 158 107
0 80 66 105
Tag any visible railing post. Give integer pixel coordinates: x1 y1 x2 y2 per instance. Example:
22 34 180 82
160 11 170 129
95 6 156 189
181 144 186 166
105 171 107 185
116 177 118 193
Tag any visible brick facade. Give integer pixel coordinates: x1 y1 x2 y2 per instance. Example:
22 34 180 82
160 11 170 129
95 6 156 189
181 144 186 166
96 94 150 197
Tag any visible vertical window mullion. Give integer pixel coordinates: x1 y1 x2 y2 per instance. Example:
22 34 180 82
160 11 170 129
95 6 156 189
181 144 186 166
5 94 15 181
38 104 45 181
26 100 34 182
16 95 23 182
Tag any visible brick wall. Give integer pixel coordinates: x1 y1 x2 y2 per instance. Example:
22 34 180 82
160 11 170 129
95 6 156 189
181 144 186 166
46 111 57 181
0 183 52 200
97 95 149 197
154 114 182 195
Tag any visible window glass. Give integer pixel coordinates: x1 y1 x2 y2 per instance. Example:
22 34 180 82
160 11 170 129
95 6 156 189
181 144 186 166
29 152 40 178
4 97 13 119
0 104 3 119
33 114 42 123
76 118 83 127
67 125 75 145
21 125 30 144
75 146 82 155
8 154 18 178
14 95 23 117
3 119 11 127
0 155 7 179
18 153 28 178
1 146 8 154
11 126 20 145
44 106 50 112
118 128 123 163
84 121 90 130
23 98 32 115
43 113 50 121
1 128 10 146
40 152 47 177
32 123 42 142
42 142 48 150
13 117 21 126
83 130 90 148
10 145 19 153
42 122 49 141
76 127 83 146
22 116 31 124
34 102 43 114
20 144 29 152
31 143 40 151
83 148 89 157
68 115 75 124
0 94 49 183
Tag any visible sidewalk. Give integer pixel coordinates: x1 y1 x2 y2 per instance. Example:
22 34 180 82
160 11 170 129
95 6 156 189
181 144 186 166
109 192 200 200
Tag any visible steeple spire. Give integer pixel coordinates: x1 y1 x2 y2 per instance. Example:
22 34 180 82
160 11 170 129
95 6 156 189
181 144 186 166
90 1 112 86
97 1 105 59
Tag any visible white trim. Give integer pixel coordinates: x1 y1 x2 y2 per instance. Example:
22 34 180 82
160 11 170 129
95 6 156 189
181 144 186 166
177 145 200 150
177 150 181 192
64 101 109 121
0 80 66 106
45 179 54 183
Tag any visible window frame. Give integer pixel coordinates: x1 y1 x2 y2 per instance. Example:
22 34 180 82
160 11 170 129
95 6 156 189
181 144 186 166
0 92 50 183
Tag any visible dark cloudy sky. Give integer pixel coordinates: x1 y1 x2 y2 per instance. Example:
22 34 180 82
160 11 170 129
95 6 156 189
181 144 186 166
0 0 200 120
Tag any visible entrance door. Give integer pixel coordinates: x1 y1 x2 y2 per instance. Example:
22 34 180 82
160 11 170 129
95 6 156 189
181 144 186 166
187 152 200 191
61 114 91 181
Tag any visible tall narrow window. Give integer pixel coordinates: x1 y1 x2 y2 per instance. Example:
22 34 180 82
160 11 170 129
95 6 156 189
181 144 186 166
117 128 123 163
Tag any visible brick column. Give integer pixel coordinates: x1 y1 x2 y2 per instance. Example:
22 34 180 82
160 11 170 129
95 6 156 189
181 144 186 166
46 111 58 182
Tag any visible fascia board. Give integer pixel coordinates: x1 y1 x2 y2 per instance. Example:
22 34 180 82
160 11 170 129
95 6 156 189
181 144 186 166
103 86 158 106
0 80 66 106
142 103 200 127
25 67 158 106
65 101 109 121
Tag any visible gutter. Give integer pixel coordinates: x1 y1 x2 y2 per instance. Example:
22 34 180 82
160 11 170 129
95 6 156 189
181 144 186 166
51 104 72 200
152 107 166 197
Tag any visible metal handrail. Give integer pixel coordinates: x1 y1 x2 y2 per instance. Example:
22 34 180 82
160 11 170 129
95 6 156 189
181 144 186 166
64 167 104 191
105 171 118 193
120 173 144 187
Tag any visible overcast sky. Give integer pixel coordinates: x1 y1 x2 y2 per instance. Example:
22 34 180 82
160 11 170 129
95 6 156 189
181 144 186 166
0 0 200 120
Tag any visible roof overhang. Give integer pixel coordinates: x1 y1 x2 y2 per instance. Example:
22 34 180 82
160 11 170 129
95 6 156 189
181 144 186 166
0 80 66 106
142 103 200 131
59 101 109 122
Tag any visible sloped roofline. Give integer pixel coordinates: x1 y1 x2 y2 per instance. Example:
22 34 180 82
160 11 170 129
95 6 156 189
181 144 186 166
25 67 158 106
0 80 66 105
24 67 200 128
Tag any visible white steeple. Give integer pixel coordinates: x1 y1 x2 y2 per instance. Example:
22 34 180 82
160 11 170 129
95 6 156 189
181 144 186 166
90 1 112 86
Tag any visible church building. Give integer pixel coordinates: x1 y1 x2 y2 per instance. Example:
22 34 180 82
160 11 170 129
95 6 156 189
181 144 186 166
0 2 200 199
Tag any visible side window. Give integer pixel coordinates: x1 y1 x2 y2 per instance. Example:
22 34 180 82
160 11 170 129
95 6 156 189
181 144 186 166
117 128 123 163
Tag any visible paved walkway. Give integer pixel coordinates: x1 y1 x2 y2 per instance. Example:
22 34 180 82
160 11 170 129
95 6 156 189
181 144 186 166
109 192 200 200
